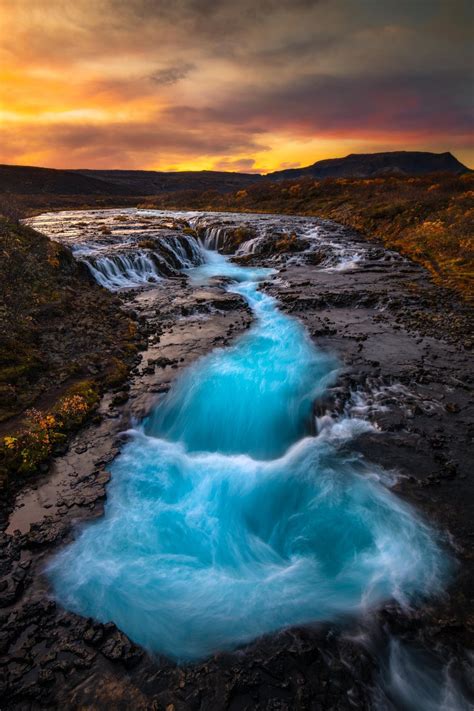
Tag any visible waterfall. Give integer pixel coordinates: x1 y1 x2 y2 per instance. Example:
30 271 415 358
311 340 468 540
23 208 471 707
200 226 232 251
85 252 162 289
235 235 267 256
82 233 204 290
159 234 204 269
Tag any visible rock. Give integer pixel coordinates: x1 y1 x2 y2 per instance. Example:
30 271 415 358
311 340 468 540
153 356 174 368
38 668 55 685
112 391 129 406
2 212 472 709
100 630 143 668
306 250 325 265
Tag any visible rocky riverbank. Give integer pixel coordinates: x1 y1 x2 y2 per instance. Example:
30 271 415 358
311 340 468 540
262 236 474 686
1 211 473 709
1 265 258 709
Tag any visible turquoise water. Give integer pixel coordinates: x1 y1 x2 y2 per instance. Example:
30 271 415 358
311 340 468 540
48 252 449 661
148 251 333 459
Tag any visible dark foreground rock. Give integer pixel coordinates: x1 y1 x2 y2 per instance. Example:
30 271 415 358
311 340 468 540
1 218 473 709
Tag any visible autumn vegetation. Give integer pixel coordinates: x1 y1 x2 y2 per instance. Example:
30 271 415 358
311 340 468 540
2 381 98 478
0 210 139 492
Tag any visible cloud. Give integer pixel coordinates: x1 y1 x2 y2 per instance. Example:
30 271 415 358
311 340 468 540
1 0 473 169
213 157 258 172
149 63 195 86
163 70 473 141
0 120 269 170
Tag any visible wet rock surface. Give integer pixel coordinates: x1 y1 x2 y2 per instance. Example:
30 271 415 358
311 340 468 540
1 213 473 709
261 238 474 707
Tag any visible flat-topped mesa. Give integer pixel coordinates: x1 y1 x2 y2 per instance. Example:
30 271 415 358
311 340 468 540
269 150 469 180
1 152 468 200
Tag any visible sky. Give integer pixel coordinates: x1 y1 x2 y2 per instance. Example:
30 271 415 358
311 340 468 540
0 0 472 172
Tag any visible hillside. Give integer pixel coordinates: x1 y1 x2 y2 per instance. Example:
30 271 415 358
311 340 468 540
0 215 139 489
0 164 129 195
0 152 468 202
270 151 468 180
76 169 262 194
1 154 471 300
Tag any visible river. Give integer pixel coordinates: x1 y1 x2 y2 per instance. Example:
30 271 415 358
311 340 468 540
22 208 472 709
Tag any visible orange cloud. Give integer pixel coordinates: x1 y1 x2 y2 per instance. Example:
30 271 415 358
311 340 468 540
1 0 472 171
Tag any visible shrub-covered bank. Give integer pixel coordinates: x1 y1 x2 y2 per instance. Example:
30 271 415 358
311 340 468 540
0 216 139 493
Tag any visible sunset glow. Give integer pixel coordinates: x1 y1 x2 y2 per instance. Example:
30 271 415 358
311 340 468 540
1 0 472 171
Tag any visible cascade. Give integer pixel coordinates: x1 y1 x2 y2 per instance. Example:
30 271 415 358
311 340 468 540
200 225 232 251
82 233 204 290
48 250 451 667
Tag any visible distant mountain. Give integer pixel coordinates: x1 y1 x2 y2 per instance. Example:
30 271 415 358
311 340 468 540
74 169 262 195
0 164 129 195
0 152 468 198
269 151 469 180
0 165 262 196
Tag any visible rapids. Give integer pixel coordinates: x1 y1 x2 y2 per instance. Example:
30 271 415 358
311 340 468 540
47 249 450 663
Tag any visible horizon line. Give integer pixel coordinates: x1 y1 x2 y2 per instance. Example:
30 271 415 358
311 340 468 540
0 149 471 175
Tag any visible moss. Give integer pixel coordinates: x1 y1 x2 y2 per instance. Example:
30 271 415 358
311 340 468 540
0 361 42 384
274 233 307 253
221 226 257 253
0 385 99 484
103 356 129 388
182 227 198 237
64 379 100 408
137 239 157 249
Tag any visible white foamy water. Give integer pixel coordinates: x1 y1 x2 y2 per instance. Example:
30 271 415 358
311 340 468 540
27 208 400 290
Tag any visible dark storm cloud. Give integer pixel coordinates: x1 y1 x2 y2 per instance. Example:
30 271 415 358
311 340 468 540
4 0 322 62
165 71 473 140
6 0 473 70
149 64 196 86
52 122 266 154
